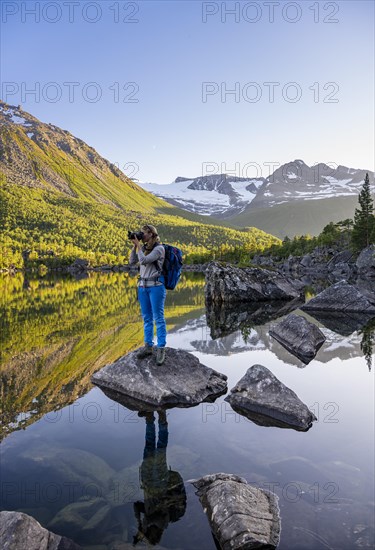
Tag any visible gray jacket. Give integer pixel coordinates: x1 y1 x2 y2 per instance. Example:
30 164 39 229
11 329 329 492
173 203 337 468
129 244 165 287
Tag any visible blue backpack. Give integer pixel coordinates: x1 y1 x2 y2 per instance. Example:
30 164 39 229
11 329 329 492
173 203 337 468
155 244 183 290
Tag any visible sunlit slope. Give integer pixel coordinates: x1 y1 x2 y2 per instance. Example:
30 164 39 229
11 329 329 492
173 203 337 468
229 195 359 238
0 108 168 211
0 101 281 267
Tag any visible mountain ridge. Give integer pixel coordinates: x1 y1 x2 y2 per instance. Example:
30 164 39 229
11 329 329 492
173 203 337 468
0 100 167 212
0 101 281 268
138 161 374 235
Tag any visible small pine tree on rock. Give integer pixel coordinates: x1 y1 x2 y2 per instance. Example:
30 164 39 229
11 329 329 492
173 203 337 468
351 172 375 252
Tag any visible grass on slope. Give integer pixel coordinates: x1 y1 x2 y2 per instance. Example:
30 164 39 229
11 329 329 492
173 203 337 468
0 182 281 268
2 124 169 212
228 195 359 238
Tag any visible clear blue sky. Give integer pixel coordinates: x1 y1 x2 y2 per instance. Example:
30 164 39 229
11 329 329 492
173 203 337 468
1 0 374 183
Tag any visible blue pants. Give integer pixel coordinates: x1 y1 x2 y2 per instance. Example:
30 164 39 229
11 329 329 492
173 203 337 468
138 284 167 348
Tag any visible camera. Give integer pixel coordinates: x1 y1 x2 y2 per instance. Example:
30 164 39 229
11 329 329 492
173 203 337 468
127 230 144 240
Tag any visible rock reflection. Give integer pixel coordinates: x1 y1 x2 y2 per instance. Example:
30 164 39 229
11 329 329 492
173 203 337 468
303 310 375 337
202 300 374 369
205 298 303 340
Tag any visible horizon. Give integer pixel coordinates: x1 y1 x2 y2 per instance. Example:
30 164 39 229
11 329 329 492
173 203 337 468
1 0 374 184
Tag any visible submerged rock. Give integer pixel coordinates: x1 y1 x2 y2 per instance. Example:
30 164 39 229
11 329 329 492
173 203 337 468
48 498 110 540
225 365 316 431
91 347 227 408
269 313 326 364
190 473 280 550
205 261 302 305
18 446 115 497
301 280 375 313
0 511 81 549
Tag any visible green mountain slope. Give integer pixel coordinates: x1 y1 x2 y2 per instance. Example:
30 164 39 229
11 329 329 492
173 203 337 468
229 195 360 238
0 101 280 268
0 104 169 211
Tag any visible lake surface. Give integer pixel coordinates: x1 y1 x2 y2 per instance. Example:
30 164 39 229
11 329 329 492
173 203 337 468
1 271 374 549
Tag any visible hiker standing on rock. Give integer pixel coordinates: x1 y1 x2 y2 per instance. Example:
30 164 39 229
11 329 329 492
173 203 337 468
129 224 167 365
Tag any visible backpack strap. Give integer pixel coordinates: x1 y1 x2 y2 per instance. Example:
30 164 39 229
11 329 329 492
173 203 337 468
151 243 165 275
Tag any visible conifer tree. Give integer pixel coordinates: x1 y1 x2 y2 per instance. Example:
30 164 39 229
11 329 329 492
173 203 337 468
351 173 375 252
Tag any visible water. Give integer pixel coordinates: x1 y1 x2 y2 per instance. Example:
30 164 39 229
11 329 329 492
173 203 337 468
1 272 374 549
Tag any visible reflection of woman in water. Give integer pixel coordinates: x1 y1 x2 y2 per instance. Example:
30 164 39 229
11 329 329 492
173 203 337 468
133 410 186 546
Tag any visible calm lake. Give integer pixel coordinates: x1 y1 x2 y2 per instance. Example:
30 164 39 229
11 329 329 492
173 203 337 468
1 271 374 550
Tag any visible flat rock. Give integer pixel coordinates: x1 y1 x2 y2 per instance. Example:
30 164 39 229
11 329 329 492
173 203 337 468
269 313 326 364
205 261 301 304
301 280 375 313
0 511 81 550
190 473 280 550
225 365 316 431
91 347 227 408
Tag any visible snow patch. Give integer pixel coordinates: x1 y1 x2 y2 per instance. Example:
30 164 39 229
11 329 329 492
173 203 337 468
324 176 353 185
0 105 32 126
139 177 261 214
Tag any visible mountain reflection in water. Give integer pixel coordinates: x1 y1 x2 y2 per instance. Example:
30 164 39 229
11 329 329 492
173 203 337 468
0 271 374 549
0 272 205 439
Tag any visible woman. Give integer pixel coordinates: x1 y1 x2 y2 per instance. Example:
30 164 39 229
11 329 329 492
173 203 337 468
129 224 167 365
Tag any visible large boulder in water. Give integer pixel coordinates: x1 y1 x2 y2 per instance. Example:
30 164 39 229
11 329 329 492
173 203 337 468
190 473 280 550
91 347 227 409
269 313 326 364
205 261 302 305
225 365 316 431
0 511 81 549
356 245 375 278
301 280 375 313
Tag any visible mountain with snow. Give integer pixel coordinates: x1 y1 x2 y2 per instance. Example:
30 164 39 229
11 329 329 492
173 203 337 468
139 174 266 217
138 160 373 220
2 99 372 239
251 159 372 209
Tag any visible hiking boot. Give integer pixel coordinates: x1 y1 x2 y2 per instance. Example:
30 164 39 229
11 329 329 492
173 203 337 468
158 410 167 424
137 344 153 359
138 410 155 422
156 347 166 366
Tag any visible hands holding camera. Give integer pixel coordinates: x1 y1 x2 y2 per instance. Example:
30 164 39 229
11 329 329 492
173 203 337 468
128 230 144 250
132 236 141 250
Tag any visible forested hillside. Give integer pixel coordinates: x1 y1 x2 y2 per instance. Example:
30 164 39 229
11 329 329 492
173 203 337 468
0 102 280 269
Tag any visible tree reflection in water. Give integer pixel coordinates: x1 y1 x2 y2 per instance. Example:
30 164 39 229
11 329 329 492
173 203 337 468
359 317 375 371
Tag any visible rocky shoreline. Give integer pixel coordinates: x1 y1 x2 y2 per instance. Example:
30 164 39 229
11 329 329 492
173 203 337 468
2 244 374 280
252 243 375 281
0 261 208 275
